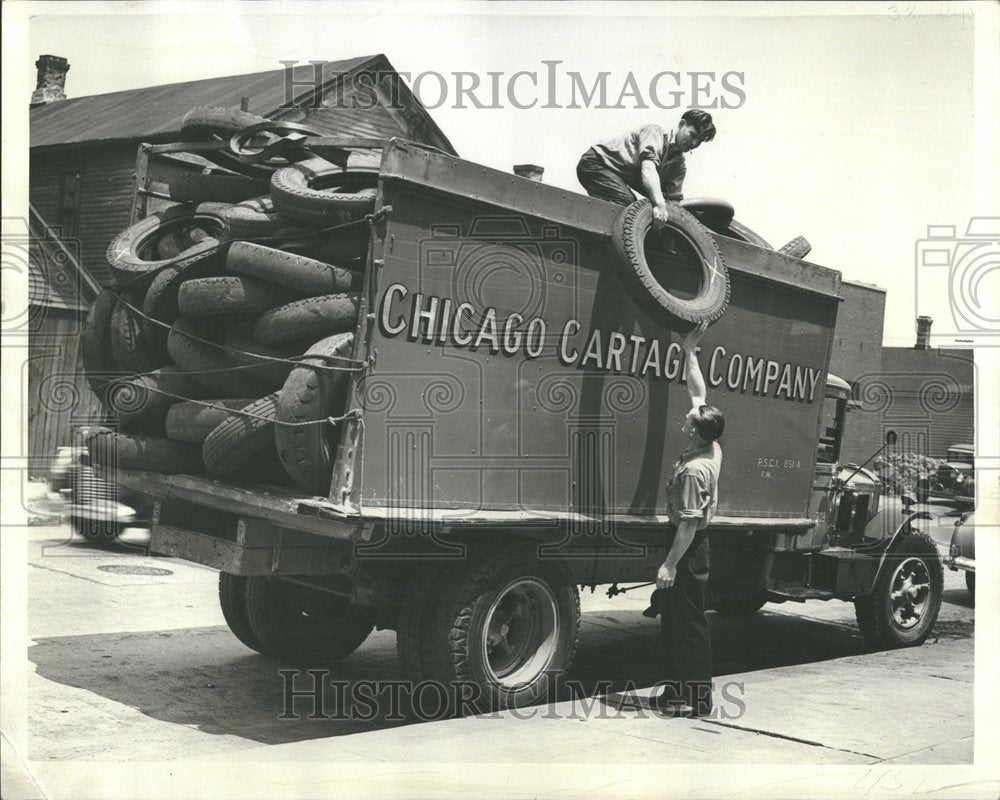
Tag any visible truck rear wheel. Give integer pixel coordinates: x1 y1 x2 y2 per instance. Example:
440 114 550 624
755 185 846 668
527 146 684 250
245 576 373 664
854 533 943 649
396 566 448 680
426 543 580 711
712 594 768 616
218 573 264 653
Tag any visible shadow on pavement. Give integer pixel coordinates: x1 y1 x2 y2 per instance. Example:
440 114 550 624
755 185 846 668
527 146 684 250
28 605 893 748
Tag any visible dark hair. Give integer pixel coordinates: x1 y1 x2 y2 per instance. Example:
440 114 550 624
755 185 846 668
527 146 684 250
692 404 725 441
681 109 716 142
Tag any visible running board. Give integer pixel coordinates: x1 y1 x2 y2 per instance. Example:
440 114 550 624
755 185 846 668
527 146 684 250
766 588 836 603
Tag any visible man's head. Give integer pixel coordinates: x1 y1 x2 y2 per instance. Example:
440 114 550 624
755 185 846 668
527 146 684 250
682 404 725 444
675 109 717 152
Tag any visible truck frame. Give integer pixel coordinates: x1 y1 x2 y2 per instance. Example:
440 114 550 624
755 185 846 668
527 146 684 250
109 137 944 710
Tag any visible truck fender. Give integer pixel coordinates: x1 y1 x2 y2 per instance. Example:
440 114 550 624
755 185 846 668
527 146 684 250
869 510 934 590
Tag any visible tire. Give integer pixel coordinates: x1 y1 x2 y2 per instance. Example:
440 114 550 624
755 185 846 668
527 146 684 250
679 197 735 233
854 532 943 649
107 366 206 433
218 572 265 653
69 514 122 543
227 241 363 296
778 235 812 259
244 576 373 664
167 316 269 397
270 159 378 227
85 431 204 474
274 333 354 494
167 173 270 203
202 394 279 477
106 203 230 285
612 199 730 330
966 572 975 595
252 293 360 345
712 594 768 616
222 323 302 389
81 290 120 401
110 289 167 375
165 399 255 443
424 542 580 711
223 196 302 239
280 226 371 265
179 106 275 180
721 219 773 250
141 245 227 361
177 275 299 317
396 566 450 680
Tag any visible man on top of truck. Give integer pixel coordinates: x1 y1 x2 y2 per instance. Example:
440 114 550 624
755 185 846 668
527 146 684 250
576 109 717 226
653 321 723 717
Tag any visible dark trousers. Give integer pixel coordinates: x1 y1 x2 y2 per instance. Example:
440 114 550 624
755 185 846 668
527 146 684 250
659 530 713 713
576 148 637 206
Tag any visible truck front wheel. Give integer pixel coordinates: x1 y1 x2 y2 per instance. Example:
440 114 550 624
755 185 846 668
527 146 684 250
218 573 264 654
245 576 374 664
427 543 580 711
853 533 943 649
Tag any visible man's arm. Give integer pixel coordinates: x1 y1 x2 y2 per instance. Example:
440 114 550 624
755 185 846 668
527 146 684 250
682 322 709 410
656 518 699 589
641 160 670 227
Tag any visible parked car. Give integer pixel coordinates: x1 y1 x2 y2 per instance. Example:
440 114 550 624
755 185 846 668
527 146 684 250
49 427 154 542
946 510 976 594
916 443 975 508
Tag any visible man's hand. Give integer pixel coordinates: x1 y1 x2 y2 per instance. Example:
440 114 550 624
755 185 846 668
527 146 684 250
652 203 670 229
656 561 676 590
681 320 709 353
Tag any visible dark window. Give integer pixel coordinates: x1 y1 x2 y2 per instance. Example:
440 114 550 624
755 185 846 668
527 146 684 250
817 396 846 464
57 172 81 238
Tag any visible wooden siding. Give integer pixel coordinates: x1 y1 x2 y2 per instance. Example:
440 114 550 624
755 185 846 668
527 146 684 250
27 308 105 478
30 143 137 289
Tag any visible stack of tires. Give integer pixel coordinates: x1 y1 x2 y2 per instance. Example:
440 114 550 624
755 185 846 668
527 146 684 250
81 106 376 496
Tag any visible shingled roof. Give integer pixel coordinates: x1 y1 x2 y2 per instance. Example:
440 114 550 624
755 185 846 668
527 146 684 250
30 53 456 154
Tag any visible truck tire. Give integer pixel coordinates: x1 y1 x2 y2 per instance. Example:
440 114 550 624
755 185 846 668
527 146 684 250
202 394 279 477
227 241 363 296
252 293 360 345
244 576 373 664
108 366 205 433
167 173 270 204
177 275 299 317
612 199 730 330
274 333 354 494
141 246 226 361
282 226 371 265
179 106 275 179
425 542 580 711
68 514 123 543
85 431 204 474
721 219 772 250
218 572 265 653
110 290 166 375
81 290 120 400
270 159 378 227
222 323 301 388
106 204 229 285
396 566 450 680
223 197 301 238
854 532 943 649
167 316 269 397
712 594 768 616
679 197 735 233
165 399 255 443
778 235 812 259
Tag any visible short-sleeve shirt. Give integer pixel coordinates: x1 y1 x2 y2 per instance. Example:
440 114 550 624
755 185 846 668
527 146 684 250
590 124 687 201
665 441 722 530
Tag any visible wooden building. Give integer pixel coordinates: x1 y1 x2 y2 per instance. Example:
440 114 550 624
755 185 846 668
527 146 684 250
27 53 456 474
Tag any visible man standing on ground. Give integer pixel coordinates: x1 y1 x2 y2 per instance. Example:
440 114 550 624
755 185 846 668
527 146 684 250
576 110 716 226
654 321 724 717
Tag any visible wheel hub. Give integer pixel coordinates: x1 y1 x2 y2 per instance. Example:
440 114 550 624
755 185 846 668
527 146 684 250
889 557 931 629
482 578 558 689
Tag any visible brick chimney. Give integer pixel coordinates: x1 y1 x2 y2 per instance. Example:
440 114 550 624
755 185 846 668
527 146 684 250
915 315 933 349
30 55 70 106
514 164 544 182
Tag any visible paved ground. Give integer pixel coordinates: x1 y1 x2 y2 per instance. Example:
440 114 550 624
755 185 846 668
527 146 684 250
2 482 988 799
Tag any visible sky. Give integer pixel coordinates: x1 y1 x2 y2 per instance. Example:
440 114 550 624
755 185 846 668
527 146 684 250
12 1 996 347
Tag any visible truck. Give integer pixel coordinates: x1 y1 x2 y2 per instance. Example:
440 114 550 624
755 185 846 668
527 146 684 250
100 135 943 711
